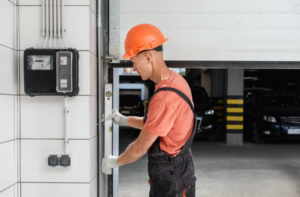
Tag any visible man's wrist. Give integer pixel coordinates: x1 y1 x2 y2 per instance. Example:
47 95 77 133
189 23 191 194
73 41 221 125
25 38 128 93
120 116 129 126
116 157 121 167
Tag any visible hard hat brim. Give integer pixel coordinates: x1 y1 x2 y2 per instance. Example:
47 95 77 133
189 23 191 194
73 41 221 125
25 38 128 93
122 38 168 59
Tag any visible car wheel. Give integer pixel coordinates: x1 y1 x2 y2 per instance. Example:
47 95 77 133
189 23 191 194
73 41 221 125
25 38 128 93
252 122 263 144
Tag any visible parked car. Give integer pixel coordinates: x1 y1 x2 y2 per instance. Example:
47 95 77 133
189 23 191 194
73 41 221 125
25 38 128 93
119 95 144 116
190 85 217 141
244 87 271 99
244 91 300 143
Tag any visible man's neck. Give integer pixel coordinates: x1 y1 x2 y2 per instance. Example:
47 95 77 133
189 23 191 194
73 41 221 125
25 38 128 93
151 64 172 85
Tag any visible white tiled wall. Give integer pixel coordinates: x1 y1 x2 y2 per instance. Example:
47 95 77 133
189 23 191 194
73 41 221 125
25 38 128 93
21 139 96 182
0 1 14 49
0 1 17 197
20 96 97 139
0 141 16 192
0 185 16 197
21 176 97 197
0 46 17 95
19 6 96 54
22 183 91 197
0 0 98 196
0 95 15 144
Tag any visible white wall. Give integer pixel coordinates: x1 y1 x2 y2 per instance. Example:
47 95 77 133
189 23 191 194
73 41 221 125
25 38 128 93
0 0 18 196
120 0 300 61
0 1 98 196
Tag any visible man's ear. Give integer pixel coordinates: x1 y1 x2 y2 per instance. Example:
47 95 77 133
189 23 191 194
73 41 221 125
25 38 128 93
144 52 152 63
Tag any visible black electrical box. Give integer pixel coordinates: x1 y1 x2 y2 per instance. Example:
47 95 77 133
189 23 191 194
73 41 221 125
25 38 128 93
24 48 79 97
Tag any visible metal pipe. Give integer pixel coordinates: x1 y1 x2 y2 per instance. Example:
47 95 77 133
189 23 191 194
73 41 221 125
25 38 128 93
57 0 61 48
42 0 45 37
43 0 48 48
49 0 52 48
37 0 45 48
61 0 66 48
54 0 56 48
64 96 69 154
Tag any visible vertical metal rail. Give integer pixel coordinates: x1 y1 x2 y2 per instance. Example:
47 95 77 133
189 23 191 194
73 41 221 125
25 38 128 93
109 0 120 196
98 0 109 196
98 0 120 196
112 68 119 197
109 0 120 63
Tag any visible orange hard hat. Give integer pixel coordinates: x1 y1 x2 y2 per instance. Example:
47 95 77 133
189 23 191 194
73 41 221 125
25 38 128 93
122 24 168 59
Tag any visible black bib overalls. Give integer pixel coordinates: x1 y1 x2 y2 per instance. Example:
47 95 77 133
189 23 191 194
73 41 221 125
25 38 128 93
144 87 197 197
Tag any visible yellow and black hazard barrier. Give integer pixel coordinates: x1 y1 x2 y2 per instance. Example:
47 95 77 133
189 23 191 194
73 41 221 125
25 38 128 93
211 97 224 123
226 96 244 134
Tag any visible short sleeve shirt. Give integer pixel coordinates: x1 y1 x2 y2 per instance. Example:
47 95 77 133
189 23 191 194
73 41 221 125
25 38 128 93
144 71 194 157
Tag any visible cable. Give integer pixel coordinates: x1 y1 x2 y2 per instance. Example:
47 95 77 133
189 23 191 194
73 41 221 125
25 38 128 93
64 96 69 154
43 0 49 48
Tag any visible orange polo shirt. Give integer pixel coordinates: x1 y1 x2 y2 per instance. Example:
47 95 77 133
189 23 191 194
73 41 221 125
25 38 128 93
144 71 194 157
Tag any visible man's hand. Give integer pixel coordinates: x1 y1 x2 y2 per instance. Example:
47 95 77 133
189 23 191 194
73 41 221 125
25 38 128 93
106 109 129 126
102 155 119 173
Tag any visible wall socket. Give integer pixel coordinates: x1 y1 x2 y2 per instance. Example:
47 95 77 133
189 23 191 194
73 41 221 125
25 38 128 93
48 155 71 167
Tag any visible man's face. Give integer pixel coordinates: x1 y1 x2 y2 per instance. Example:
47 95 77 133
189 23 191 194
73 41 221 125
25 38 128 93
130 51 153 81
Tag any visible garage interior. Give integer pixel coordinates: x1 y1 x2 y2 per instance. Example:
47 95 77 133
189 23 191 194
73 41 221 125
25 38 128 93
115 67 300 196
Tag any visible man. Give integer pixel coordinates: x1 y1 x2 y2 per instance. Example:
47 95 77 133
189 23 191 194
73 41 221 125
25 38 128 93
102 24 197 197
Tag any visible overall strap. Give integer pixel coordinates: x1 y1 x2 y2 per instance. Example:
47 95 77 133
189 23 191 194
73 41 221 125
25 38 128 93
147 87 194 113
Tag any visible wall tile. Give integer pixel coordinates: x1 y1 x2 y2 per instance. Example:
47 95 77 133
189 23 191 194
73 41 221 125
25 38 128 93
0 0 14 49
22 183 90 197
89 137 97 181
21 139 94 182
0 184 16 197
0 141 15 192
20 52 97 96
0 46 16 95
89 53 97 96
89 0 96 15
90 175 97 197
89 7 97 56
0 95 15 143
19 6 95 52
21 96 96 139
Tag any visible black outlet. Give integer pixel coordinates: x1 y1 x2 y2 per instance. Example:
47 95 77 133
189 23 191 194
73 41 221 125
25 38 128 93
48 155 59 167
60 155 71 167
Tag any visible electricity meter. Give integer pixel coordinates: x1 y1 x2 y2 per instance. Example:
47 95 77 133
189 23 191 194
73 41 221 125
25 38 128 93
24 48 79 96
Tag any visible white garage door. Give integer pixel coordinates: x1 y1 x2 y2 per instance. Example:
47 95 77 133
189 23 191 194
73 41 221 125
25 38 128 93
119 0 300 62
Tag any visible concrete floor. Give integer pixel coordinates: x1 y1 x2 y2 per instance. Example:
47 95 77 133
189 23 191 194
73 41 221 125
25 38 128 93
119 128 300 197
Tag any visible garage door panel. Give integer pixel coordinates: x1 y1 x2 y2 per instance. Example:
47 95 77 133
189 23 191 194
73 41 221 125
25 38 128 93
120 0 300 61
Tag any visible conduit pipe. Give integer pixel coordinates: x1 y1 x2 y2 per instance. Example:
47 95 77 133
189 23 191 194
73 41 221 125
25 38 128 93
49 0 52 48
43 0 49 48
54 0 56 48
64 96 69 154
57 0 61 48
61 0 66 48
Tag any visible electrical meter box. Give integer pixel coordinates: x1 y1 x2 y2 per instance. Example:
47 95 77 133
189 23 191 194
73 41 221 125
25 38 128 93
24 48 79 96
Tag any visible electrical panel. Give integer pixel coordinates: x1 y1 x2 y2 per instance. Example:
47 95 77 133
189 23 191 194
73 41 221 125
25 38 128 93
24 48 79 96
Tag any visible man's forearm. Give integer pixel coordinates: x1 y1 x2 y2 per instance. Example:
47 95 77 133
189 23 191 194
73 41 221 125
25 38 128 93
117 141 146 166
127 116 144 129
